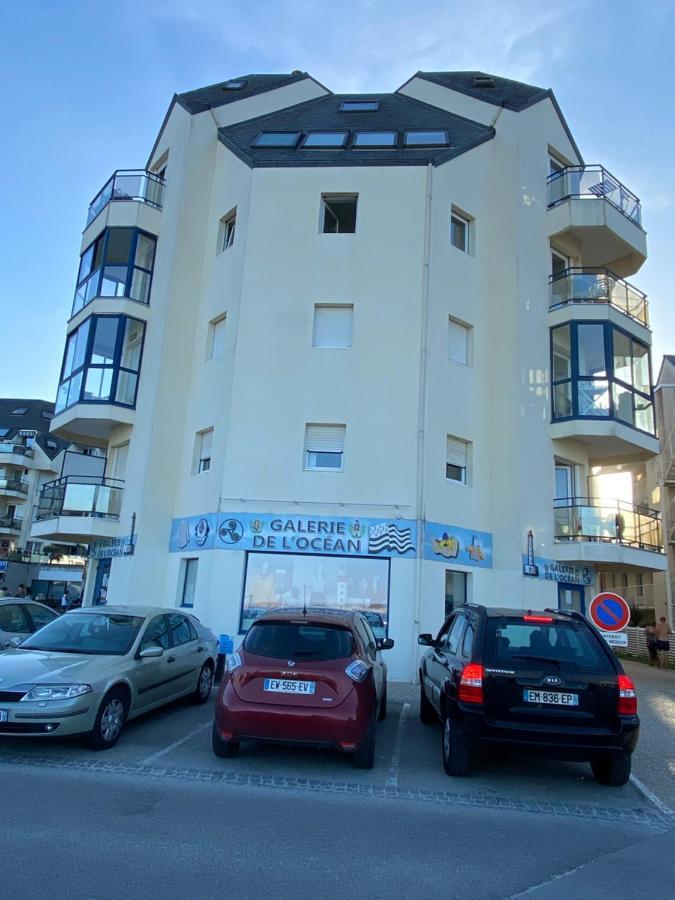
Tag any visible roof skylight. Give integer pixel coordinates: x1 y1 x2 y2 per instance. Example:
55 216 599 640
253 132 302 148
340 101 379 112
10 407 27 415
223 80 247 90
302 132 348 148
404 130 449 146
352 131 397 148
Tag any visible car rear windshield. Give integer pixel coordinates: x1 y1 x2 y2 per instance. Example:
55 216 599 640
244 622 355 661
485 618 608 670
19 613 145 656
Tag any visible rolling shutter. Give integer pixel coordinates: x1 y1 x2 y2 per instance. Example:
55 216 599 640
199 429 213 461
313 305 353 348
305 424 346 453
446 436 467 468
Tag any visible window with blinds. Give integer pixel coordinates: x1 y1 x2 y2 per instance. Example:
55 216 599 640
196 428 213 473
448 317 471 365
304 424 346 471
313 305 353 348
446 435 469 483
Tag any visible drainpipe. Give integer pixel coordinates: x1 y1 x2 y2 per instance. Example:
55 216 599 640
413 163 433 668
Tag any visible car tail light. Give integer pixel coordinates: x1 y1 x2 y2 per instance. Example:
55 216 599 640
617 674 637 715
345 659 371 683
459 663 484 704
225 651 242 673
523 615 554 623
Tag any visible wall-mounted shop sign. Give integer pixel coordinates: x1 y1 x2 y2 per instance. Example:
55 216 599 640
423 520 493 569
521 554 594 586
169 512 417 558
89 536 136 559
38 567 83 582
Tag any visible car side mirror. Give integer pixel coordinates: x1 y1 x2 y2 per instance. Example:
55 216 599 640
418 633 435 647
138 646 164 659
377 638 395 651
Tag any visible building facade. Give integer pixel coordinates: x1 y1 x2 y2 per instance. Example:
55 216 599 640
34 70 665 679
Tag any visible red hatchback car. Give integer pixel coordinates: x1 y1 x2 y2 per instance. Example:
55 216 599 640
212 609 394 768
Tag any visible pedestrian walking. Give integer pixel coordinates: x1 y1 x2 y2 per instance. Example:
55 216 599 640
59 591 70 614
645 623 658 666
16 584 26 598
654 616 670 669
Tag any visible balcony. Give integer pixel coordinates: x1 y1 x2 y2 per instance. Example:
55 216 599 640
0 441 35 467
553 497 666 571
0 515 22 535
549 268 648 330
31 476 124 543
547 166 646 277
0 476 29 499
87 170 165 227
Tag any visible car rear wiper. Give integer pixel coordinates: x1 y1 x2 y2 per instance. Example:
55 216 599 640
511 654 560 667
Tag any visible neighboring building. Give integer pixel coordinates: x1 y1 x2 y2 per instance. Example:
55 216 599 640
0 398 87 600
34 70 664 679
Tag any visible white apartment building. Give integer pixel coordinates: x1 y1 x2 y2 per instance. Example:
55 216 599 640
33 70 665 679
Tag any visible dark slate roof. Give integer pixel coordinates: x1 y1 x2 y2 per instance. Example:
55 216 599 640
218 93 494 168
412 71 548 112
177 73 313 114
0 399 68 460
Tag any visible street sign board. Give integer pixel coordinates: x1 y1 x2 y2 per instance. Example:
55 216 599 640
600 631 628 647
588 592 631 633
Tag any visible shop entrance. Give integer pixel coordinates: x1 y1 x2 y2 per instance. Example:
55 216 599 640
558 582 585 615
93 558 111 605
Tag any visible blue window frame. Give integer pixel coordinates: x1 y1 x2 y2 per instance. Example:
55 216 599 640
72 227 156 318
550 321 654 434
55 315 146 414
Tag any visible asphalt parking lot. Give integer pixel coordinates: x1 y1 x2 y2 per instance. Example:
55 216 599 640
0 660 672 827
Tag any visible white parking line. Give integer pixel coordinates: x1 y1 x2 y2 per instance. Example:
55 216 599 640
385 701 410 789
629 773 675 819
140 721 212 767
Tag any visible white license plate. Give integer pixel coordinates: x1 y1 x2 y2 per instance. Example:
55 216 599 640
264 678 316 695
0 710 7 722
523 689 579 706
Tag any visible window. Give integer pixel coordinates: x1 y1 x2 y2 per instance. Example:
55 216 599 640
321 194 357 233
353 131 397 147
195 429 213 474
549 155 565 176
140 615 171 651
446 435 469 483
41 410 53 420
439 615 465 654
445 570 467 617
304 424 345 471
73 227 156 316
340 101 379 112
253 132 301 148
208 314 227 359
55 315 145 413
0 604 29 634
473 76 495 88
404 130 449 146
313 305 353 348
26 604 57 630
302 132 348 148
0 428 10 437
451 209 471 253
168 612 194 643
551 250 568 276
223 80 246 90
448 317 471 365
220 209 236 251
10 408 27 416
461 624 474 659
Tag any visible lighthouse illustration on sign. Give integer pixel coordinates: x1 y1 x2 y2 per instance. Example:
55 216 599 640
523 530 539 577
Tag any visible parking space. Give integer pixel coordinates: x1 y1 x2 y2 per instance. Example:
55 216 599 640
0 675 669 824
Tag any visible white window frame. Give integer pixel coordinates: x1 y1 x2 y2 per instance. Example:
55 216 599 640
448 316 472 366
321 193 358 234
194 428 213 475
450 207 472 254
312 304 354 349
446 434 471 485
304 424 346 472
179 558 198 608
218 208 237 252
551 248 570 276
207 313 227 359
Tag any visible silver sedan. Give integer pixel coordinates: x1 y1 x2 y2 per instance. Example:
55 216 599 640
0 605 218 749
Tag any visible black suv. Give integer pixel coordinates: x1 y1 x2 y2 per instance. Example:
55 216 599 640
419 605 639 786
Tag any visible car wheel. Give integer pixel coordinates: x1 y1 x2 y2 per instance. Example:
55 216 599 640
192 662 214 705
419 679 436 724
89 688 128 751
378 684 387 721
591 753 631 787
353 722 376 769
441 715 471 777
212 722 240 758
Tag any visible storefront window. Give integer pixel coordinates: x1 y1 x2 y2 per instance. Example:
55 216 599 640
240 552 390 637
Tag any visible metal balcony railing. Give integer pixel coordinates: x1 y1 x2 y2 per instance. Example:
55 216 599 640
547 165 642 227
36 475 124 521
0 441 34 458
0 515 22 531
0 477 29 495
554 497 663 552
87 169 165 225
549 268 648 327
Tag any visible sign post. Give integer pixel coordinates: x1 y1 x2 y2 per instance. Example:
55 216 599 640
588 592 631 647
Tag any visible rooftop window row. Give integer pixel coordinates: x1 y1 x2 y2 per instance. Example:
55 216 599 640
252 130 451 150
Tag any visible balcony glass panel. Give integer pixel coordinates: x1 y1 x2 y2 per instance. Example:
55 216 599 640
577 379 610 416
549 269 649 326
553 498 662 552
84 367 114 401
37 476 123 520
115 370 138 406
547 165 642 226
86 169 165 226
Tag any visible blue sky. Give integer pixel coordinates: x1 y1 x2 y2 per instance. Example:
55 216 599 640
1 0 674 401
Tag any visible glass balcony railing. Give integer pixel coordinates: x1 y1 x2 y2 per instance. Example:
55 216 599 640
0 515 22 531
87 170 165 225
549 268 649 327
36 476 124 521
547 165 642 227
0 477 29 495
0 441 34 458
554 497 663 553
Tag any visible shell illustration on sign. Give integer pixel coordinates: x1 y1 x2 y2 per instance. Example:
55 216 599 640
432 532 460 558
194 517 210 546
465 535 485 562
178 519 191 550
